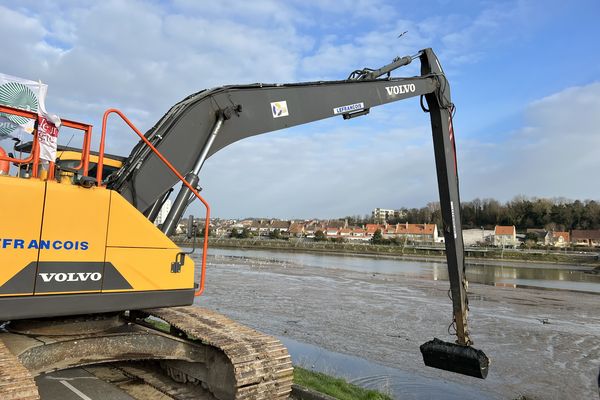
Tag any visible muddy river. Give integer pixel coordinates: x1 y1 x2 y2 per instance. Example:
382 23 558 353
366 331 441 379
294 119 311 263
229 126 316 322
191 248 600 399
207 247 600 294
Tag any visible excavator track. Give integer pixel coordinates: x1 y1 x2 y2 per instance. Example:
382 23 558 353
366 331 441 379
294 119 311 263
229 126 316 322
111 362 214 399
0 305 292 400
0 339 39 400
144 306 294 400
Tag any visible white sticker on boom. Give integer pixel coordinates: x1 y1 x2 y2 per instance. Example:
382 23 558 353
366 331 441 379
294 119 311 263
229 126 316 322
333 102 365 115
450 201 457 239
271 101 289 118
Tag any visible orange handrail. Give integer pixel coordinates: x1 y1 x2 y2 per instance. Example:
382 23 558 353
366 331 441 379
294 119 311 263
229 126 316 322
99 109 210 297
0 132 39 165
0 105 92 177
72 125 92 175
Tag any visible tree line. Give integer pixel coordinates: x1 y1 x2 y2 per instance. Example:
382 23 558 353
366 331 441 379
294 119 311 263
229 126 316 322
344 197 600 232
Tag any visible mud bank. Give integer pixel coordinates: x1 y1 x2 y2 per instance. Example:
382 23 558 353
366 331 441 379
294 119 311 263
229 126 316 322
192 252 600 400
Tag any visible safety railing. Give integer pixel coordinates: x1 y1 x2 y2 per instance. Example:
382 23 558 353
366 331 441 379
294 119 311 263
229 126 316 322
0 104 92 178
98 109 210 296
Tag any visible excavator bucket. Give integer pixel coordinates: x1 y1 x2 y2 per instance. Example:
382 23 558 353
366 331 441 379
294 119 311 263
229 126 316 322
420 338 490 379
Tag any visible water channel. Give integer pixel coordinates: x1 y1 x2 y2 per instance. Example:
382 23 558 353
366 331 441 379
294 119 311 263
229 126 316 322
280 337 493 400
207 247 600 294
200 247 600 398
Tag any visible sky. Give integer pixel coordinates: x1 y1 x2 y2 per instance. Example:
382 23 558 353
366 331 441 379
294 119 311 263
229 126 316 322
1 0 599 219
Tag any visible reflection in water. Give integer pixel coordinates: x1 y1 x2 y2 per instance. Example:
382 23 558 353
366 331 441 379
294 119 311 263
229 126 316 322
280 336 498 400
206 247 600 294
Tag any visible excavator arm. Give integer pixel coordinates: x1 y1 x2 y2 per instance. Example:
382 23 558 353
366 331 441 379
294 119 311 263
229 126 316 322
110 48 489 378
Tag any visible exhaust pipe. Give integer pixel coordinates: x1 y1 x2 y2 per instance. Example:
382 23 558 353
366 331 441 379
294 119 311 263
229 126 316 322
420 338 490 379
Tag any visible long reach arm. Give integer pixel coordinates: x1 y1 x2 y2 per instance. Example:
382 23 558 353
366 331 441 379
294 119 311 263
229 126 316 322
110 48 489 378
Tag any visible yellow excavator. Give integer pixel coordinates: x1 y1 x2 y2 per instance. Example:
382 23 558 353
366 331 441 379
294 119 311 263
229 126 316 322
0 48 488 400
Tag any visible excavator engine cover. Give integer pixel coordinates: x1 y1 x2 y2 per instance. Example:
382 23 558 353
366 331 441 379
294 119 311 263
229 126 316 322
420 338 489 379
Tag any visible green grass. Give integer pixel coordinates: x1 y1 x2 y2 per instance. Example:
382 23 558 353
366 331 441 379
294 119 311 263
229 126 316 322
294 366 393 400
142 317 391 399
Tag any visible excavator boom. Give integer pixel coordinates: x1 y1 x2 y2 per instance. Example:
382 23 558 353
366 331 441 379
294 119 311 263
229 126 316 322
111 48 489 378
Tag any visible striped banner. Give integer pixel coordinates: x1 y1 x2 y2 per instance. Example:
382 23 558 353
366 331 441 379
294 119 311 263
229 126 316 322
0 73 46 139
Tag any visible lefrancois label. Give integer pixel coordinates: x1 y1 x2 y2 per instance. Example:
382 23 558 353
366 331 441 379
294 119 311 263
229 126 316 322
1 238 89 250
384 84 416 96
333 102 364 115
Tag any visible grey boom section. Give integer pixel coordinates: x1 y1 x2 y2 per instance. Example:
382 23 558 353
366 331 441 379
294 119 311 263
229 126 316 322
112 72 437 212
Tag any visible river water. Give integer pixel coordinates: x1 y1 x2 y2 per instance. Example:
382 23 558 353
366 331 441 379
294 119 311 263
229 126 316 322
195 247 600 399
280 337 493 400
208 247 600 294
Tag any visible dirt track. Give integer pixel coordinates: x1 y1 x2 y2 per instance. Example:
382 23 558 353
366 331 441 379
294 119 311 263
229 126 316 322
193 252 600 400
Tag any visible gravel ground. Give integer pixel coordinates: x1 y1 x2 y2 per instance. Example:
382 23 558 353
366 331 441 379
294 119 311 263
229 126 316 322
192 253 600 400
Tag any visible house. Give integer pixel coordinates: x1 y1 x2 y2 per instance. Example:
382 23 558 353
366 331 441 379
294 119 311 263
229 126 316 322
462 228 494 246
338 228 352 237
372 208 395 223
383 224 397 237
325 227 340 238
494 225 517 248
547 231 569 247
351 228 367 239
289 223 305 237
571 230 600 247
304 221 326 238
394 223 439 243
175 220 187 235
365 224 383 237
372 208 406 223
214 225 229 237
249 220 270 236
270 220 290 233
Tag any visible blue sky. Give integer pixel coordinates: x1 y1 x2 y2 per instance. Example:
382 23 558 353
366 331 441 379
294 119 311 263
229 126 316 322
1 0 599 218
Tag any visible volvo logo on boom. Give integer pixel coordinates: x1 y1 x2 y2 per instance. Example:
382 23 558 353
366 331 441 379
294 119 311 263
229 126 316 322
384 84 416 96
38 272 102 283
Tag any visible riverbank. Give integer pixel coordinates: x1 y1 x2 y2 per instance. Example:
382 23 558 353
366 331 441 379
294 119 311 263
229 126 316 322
192 250 600 400
174 237 600 268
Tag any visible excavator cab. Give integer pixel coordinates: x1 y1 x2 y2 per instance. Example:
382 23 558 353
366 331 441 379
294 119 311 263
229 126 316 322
11 141 124 184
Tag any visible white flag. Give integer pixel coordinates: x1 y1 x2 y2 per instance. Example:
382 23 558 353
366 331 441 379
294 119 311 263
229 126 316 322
0 73 61 161
0 73 46 138
37 115 59 162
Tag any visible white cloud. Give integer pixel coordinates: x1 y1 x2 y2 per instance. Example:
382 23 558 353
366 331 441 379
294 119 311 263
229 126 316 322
0 1 596 219
0 1 311 154
460 82 600 202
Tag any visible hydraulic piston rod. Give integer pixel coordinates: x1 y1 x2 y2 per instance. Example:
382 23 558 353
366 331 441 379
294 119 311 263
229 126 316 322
161 111 226 236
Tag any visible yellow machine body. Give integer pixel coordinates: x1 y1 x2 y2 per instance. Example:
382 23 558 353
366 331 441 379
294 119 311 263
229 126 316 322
0 176 195 320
